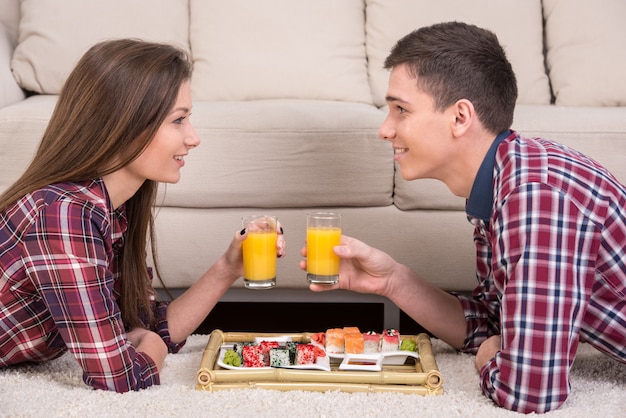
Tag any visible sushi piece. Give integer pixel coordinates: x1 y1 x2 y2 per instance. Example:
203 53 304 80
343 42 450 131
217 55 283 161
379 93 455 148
325 328 345 353
381 329 400 351
296 344 316 365
242 345 265 367
363 331 380 353
269 348 291 367
344 328 364 354
286 341 298 364
258 340 280 365
343 326 361 335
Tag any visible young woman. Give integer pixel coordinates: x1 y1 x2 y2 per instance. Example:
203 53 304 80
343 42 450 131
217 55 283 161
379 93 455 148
0 39 285 392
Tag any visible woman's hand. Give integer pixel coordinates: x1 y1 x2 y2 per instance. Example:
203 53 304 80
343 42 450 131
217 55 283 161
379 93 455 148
299 235 397 297
224 221 286 277
165 222 286 344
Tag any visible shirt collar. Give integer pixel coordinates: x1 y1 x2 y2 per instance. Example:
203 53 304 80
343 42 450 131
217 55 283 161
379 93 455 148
466 130 511 222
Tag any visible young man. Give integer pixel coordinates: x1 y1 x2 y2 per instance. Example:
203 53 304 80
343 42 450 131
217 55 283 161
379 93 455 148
303 22 626 413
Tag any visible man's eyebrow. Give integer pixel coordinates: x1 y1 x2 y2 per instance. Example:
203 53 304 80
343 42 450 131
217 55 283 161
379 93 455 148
385 95 409 104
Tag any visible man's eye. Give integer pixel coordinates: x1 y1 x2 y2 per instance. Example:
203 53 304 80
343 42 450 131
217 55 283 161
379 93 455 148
397 106 407 114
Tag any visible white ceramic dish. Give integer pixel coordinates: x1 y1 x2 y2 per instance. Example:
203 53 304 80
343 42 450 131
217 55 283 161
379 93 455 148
338 353 384 371
217 343 331 371
328 350 419 366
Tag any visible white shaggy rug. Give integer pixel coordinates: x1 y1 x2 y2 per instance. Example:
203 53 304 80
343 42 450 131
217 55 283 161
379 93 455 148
1 334 624 417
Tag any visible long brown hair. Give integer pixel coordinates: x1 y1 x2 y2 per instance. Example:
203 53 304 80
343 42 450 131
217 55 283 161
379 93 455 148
0 39 192 328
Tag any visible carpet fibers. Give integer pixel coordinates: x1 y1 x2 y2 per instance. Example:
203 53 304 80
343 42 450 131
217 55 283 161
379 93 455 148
1 334 624 417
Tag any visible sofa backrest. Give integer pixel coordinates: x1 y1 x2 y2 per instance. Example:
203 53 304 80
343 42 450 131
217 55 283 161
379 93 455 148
188 0 372 104
4 0 626 106
10 0 189 95
365 0 552 107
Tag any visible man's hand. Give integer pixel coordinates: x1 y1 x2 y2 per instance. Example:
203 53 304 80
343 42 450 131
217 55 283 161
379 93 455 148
475 334 501 372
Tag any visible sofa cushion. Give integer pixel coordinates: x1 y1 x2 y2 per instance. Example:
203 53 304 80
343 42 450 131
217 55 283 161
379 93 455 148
0 23 24 108
365 0 551 107
0 95 55 193
544 0 626 106
0 0 20 45
160 100 393 208
11 0 189 94
189 0 372 104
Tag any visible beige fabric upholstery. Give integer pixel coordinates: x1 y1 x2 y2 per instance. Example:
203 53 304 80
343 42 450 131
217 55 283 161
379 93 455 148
0 23 24 108
0 0 20 45
544 0 626 106
160 100 393 208
1 1 624 295
365 0 551 107
151 206 477 291
11 0 189 94
189 0 372 103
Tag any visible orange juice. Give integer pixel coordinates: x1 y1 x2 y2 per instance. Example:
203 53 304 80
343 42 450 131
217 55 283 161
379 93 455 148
307 227 341 276
242 230 277 281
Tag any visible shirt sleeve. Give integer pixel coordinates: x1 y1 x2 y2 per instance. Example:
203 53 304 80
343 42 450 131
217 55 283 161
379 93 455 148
23 200 160 392
149 299 186 354
475 183 596 413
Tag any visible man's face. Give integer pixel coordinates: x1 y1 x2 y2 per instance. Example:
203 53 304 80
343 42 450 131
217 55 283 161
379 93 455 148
379 64 456 182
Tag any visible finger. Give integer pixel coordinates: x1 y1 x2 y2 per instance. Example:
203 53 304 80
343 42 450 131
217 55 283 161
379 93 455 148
309 282 340 292
277 235 286 258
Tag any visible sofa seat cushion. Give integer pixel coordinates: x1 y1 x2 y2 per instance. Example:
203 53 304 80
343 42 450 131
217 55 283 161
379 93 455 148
544 0 626 106
161 100 393 208
0 95 55 193
151 206 477 291
11 0 189 94
365 0 551 107
189 0 371 104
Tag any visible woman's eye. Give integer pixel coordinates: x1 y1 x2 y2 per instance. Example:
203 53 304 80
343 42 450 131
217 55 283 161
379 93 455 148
174 116 185 124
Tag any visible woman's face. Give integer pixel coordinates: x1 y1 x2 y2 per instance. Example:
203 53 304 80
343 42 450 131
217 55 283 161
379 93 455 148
124 80 199 185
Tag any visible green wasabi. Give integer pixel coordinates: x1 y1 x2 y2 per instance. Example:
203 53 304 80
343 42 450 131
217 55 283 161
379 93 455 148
223 349 242 367
400 339 417 352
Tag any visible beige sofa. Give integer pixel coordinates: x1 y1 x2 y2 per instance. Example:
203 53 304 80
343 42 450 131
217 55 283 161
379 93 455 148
1 0 626 328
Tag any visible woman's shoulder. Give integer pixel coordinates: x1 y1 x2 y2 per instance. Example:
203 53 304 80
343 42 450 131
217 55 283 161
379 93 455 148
37 179 107 206
16 178 111 222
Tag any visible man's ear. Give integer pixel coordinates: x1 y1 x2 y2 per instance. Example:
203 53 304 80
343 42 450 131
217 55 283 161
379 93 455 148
451 99 475 137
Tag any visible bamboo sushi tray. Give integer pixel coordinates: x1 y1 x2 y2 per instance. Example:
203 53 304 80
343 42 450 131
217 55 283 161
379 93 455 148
196 329 443 395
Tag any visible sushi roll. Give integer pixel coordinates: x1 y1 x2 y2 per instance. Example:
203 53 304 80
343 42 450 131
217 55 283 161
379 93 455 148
286 341 298 364
296 344 316 365
363 331 380 353
258 340 280 365
242 345 265 367
269 348 291 367
325 328 345 353
381 329 400 352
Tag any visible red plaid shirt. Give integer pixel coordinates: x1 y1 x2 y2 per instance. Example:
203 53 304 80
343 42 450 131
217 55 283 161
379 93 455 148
0 178 184 392
457 131 626 413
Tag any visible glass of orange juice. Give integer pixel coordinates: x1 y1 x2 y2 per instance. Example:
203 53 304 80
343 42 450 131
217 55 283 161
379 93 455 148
306 212 341 284
242 215 278 289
